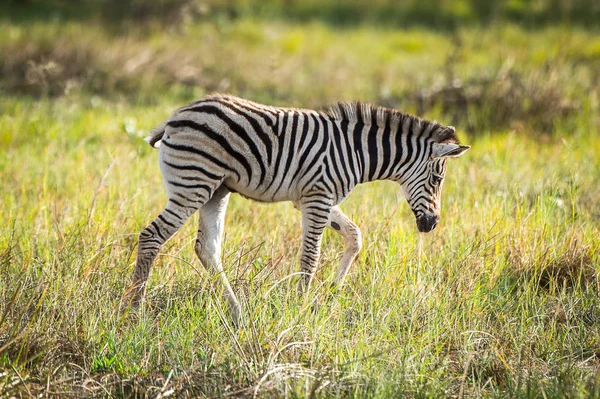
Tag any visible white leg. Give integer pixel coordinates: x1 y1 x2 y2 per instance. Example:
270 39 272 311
328 206 362 286
194 186 241 325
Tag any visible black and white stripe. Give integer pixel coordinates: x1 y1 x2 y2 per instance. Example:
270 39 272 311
126 94 470 323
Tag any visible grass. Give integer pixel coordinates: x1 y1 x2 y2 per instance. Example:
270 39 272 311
1 4 600 398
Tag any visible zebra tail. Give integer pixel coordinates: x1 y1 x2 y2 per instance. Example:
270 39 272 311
145 122 167 148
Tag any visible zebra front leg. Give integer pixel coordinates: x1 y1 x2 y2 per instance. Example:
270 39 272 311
328 206 362 287
297 196 333 293
125 199 200 307
194 186 242 326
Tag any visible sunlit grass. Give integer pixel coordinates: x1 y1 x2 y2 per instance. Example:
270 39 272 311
1 89 598 396
1 14 600 398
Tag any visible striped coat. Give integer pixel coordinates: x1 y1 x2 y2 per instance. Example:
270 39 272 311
125 94 470 324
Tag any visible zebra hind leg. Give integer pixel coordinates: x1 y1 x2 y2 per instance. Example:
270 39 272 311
194 186 242 326
327 206 362 287
125 198 201 308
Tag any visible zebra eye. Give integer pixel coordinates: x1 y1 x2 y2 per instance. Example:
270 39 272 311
431 174 443 185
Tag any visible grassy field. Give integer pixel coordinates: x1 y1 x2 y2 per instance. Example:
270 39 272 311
1 1 600 397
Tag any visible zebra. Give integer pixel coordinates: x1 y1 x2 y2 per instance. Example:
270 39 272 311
125 94 470 323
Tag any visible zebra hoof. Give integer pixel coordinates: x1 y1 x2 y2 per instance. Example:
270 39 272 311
228 301 244 329
120 290 142 314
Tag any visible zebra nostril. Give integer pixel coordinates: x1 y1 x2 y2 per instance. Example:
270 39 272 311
416 214 437 233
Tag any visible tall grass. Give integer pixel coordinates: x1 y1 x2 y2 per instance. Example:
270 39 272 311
1 5 600 398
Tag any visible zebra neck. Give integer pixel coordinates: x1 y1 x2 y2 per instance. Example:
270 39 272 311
323 101 438 187
338 118 428 185
339 117 401 185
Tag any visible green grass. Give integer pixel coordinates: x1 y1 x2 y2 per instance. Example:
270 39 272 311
1 7 600 398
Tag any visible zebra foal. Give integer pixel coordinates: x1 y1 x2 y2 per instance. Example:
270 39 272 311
125 94 470 323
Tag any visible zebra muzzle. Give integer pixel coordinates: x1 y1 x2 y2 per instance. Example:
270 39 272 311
416 214 439 233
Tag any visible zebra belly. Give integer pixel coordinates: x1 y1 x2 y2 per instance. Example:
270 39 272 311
223 177 303 203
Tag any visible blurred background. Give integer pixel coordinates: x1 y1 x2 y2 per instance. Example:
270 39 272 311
2 0 599 135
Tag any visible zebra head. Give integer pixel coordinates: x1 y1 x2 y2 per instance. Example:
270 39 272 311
399 126 470 233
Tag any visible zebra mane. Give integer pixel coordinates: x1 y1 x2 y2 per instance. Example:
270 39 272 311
324 101 459 144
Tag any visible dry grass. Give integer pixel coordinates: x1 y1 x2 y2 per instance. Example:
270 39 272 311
508 233 597 292
412 61 581 134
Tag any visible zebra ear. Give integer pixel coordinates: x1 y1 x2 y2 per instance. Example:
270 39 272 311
432 142 470 158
